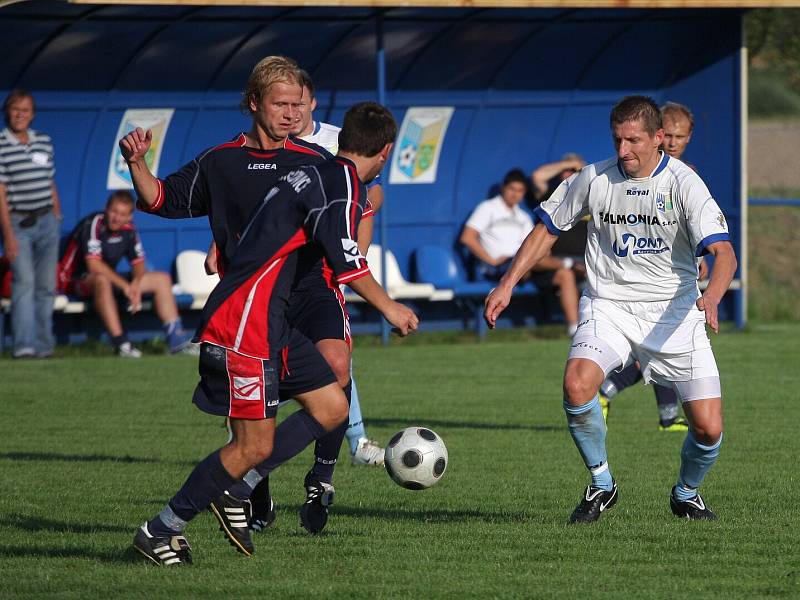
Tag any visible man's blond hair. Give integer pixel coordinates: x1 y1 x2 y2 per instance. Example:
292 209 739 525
240 56 302 114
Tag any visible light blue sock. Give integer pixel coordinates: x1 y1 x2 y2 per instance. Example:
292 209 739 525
674 431 722 501
346 372 366 454
564 395 613 491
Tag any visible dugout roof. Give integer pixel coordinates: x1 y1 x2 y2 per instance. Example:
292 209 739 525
1 1 747 325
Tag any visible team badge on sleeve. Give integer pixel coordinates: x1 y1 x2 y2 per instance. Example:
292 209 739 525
716 212 728 231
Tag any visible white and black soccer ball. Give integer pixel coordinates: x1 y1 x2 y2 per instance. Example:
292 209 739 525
384 427 448 490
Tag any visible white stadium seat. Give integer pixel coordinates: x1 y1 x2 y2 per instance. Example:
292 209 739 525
343 245 452 302
175 249 219 309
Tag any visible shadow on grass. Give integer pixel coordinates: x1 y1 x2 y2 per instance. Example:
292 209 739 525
0 544 140 564
365 418 560 433
329 505 529 524
0 514 130 534
0 451 194 467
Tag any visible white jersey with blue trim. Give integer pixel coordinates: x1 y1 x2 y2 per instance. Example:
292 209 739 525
536 152 730 302
301 121 340 155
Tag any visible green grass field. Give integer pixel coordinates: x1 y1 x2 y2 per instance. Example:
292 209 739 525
1 324 798 599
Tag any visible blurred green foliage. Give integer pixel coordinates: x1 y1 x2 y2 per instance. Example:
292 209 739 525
747 9 800 117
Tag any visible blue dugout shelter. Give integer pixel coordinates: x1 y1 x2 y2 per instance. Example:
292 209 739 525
0 1 748 332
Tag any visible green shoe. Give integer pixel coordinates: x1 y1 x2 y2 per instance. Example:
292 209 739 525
659 417 689 432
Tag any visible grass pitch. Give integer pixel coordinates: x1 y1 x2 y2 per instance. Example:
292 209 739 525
0 323 798 599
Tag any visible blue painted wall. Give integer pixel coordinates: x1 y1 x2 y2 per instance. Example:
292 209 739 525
2 5 743 288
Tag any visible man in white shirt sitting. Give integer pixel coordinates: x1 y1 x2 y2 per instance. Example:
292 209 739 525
460 169 580 335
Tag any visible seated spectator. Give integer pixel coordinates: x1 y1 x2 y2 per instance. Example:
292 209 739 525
57 191 193 357
531 153 588 259
530 153 586 204
460 168 580 335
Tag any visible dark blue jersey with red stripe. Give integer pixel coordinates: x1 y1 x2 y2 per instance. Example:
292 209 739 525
197 157 370 360
139 133 331 275
57 211 144 291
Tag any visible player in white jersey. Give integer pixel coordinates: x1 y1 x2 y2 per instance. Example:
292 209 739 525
485 96 737 522
291 69 386 467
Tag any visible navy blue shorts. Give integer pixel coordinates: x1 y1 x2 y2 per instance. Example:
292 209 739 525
288 282 350 347
192 329 336 420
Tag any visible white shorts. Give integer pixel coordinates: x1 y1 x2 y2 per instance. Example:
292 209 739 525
568 294 720 393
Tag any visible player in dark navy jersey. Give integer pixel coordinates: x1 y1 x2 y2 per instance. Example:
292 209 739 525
122 67 416 564
127 59 384 538
57 190 192 357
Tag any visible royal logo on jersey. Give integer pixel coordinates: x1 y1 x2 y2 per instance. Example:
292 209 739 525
612 233 670 257
232 376 262 401
656 188 673 213
626 188 649 196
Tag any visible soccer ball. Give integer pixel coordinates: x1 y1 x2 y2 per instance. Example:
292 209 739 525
384 427 448 490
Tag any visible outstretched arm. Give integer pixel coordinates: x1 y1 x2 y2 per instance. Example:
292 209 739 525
484 223 558 328
118 127 160 207
696 241 737 334
348 273 419 336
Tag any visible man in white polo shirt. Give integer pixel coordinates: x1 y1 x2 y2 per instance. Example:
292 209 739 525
461 168 580 334
0 89 62 359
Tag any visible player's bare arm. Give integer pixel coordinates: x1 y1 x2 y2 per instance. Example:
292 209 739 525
205 240 218 275
357 216 373 256
348 273 419 336
484 223 558 328
696 240 737 334
118 127 160 206
128 260 146 311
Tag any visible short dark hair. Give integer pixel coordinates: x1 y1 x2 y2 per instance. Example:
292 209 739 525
338 102 397 157
502 168 528 188
3 89 35 124
299 69 315 99
661 101 694 132
106 190 135 210
610 95 662 136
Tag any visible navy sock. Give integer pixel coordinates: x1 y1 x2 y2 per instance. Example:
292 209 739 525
237 410 328 509
564 396 613 491
604 363 643 398
256 409 327 478
148 449 236 536
654 385 679 424
311 381 351 484
227 411 327 505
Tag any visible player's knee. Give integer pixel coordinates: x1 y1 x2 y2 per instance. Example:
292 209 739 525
554 267 576 288
92 275 113 296
331 361 351 388
691 422 723 445
238 437 273 467
563 373 596 406
318 394 349 431
153 271 173 289
320 348 350 387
